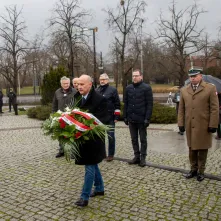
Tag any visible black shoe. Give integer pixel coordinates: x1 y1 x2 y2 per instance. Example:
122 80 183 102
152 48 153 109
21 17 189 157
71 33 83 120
55 152 64 158
128 158 140 165
139 159 146 167
74 198 88 207
184 170 197 179
90 191 104 197
197 173 205 182
178 131 184 135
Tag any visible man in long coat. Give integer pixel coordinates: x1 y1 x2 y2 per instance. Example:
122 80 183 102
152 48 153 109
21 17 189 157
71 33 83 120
178 68 219 181
73 74 110 207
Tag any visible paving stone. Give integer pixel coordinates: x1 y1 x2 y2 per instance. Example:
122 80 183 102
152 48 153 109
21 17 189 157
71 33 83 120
0 115 221 220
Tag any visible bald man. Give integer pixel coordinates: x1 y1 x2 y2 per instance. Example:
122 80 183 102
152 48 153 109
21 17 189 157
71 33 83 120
72 74 110 207
72 77 79 90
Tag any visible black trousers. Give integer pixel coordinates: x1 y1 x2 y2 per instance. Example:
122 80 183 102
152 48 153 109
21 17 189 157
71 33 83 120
189 148 208 174
129 122 147 159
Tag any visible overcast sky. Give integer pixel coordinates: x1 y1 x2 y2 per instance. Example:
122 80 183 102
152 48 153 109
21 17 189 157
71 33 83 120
0 0 220 57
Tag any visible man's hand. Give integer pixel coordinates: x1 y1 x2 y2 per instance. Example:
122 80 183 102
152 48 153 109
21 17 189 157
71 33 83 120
208 127 216 133
124 118 128 125
179 126 185 133
144 120 150 128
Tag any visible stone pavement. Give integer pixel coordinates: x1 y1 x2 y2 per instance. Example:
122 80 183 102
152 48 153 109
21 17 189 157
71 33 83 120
0 114 221 221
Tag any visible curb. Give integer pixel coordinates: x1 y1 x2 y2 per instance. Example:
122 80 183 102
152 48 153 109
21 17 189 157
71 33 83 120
114 157 221 181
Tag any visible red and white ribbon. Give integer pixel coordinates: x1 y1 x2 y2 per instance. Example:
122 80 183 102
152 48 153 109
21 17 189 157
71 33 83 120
61 109 103 132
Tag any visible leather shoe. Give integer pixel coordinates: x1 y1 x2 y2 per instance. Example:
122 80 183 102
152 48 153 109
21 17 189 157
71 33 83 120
55 152 64 158
106 156 113 162
139 159 146 167
184 170 197 179
90 191 104 197
128 158 140 165
197 173 205 182
74 198 88 207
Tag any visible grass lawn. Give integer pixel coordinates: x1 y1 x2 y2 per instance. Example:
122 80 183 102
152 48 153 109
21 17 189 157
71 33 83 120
1 84 178 95
2 86 40 95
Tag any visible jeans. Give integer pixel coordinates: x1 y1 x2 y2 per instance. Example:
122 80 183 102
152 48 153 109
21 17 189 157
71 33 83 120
107 119 115 156
81 164 104 201
129 122 147 159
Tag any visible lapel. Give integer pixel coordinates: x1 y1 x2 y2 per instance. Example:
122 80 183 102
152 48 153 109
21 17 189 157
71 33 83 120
186 81 205 95
194 81 205 95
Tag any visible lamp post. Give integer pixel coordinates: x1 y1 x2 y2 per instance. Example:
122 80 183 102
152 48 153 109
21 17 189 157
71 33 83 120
140 19 144 73
82 27 98 88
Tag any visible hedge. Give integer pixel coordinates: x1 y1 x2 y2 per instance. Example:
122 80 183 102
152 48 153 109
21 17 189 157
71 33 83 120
27 102 177 124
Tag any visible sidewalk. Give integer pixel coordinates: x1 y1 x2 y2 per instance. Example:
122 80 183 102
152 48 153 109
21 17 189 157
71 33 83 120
0 115 221 220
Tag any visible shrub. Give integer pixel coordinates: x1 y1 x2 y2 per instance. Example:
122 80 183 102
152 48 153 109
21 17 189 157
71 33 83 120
120 102 177 124
151 103 177 124
36 105 51 120
27 104 52 120
27 107 38 118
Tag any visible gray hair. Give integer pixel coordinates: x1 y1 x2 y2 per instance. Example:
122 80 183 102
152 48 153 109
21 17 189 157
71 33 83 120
100 73 109 80
60 76 70 83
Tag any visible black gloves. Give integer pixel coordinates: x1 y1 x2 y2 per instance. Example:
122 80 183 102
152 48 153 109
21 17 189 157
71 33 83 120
124 118 128 125
144 120 150 128
179 126 185 133
208 127 216 133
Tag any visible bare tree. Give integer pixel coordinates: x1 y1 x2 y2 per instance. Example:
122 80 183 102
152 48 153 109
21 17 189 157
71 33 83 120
49 0 90 78
104 0 146 96
0 5 29 94
156 1 206 85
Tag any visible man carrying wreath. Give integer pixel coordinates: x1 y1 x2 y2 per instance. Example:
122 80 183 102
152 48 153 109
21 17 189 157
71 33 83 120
72 74 110 207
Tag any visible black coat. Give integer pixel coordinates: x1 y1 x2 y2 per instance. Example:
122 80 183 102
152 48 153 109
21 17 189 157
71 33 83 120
124 81 153 123
73 88 110 165
96 84 121 120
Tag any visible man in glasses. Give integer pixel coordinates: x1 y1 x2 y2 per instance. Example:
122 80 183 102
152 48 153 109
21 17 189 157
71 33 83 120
96 73 121 162
124 69 153 167
178 68 219 181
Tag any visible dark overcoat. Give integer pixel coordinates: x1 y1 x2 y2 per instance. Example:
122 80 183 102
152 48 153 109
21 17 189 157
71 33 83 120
73 88 110 165
178 81 219 150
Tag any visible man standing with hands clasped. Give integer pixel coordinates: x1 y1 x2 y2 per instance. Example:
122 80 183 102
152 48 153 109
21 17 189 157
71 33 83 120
124 69 153 167
178 68 219 182
96 73 121 162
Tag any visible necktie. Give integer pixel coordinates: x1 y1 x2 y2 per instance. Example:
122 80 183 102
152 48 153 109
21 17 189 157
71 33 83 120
193 85 197 92
81 97 86 105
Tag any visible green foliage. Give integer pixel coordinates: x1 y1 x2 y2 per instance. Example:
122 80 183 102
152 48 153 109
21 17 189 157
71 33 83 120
41 66 69 105
27 104 52 120
36 106 52 120
27 107 38 118
120 102 177 124
150 103 177 124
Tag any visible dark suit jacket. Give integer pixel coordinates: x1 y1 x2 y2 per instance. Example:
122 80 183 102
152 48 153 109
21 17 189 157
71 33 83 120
73 87 110 165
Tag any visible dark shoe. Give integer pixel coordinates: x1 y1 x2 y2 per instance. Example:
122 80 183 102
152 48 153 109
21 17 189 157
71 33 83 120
55 152 64 158
197 173 205 182
74 198 88 207
215 136 221 140
90 191 104 197
178 131 184 135
139 159 146 167
128 158 140 165
184 170 197 179
106 156 113 162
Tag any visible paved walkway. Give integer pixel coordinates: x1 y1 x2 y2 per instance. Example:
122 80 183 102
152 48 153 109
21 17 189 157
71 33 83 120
0 114 221 220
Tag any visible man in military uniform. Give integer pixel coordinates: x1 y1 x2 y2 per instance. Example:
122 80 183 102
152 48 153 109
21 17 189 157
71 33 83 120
178 68 219 181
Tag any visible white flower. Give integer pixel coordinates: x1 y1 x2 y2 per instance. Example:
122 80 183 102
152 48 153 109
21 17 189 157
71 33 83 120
57 110 63 114
64 107 71 112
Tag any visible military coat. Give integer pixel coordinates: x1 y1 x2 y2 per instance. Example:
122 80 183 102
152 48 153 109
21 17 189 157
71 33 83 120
178 81 219 150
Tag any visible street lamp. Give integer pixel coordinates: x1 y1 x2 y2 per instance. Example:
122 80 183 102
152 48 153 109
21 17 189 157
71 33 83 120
82 27 98 87
140 19 144 73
